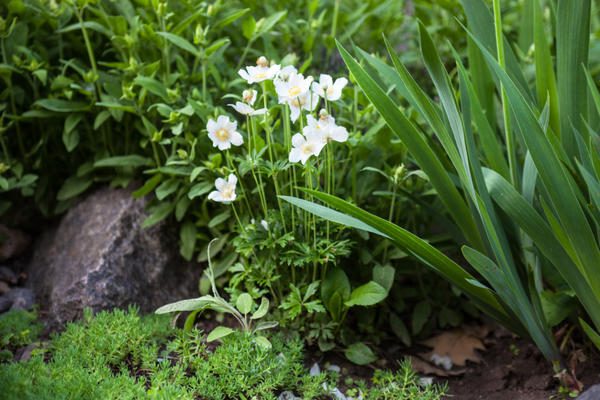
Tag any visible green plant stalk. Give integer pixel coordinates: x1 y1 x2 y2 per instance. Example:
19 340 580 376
493 0 519 187
282 105 296 229
248 117 268 216
226 151 254 220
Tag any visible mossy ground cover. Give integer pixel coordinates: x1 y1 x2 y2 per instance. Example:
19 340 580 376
0 308 446 400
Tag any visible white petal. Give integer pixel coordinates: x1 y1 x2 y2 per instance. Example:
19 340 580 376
207 118 216 133
250 108 268 116
217 141 231 150
230 131 244 146
291 133 305 148
215 178 227 191
216 115 229 125
208 190 223 202
238 69 250 82
289 104 301 122
330 126 349 142
228 174 238 186
334 77 348 91
229 102 252 115
319 74 333 88
312 82 324 98
289 148 302 163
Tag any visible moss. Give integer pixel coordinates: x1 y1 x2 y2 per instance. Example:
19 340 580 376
0 308 446 399
0 309 43 362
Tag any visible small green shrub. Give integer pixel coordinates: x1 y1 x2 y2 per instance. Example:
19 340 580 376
0 309 43 361
0 308 446 399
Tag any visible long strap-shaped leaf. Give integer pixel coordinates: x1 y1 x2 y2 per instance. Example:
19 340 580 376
556 0 591 158
484 168 600 331
469 30 600 294
280 192 521 334
336 41 484 252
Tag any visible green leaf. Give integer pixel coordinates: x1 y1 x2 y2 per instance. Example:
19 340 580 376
254 335 272 350
207 326 234 342
155 178 179 200
57 176 92 201
156 32 200 56
142 202 173 228
345 281 387 307
580 318 600 352
94 155 153 168
345 342 377 365
208 210 231 228
242 17 256 40
236 293 254 315
133 76 168 100
35 99 89 112
133 175 162 199
411 301 431 335
62 114 80 152
179 221 196 261
155 295 215 313
188 181 213 199
373 265 395 292
556 0 591 156
390 313 411 346
251 298 269 320
214 8 250 29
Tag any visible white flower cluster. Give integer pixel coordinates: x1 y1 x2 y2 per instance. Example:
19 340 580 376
206 56 350 202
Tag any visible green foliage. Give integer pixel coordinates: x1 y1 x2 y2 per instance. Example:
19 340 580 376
0 309 43 361
287 0 600 365
0 308 446 399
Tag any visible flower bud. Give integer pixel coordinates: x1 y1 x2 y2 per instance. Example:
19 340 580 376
256 56 269 67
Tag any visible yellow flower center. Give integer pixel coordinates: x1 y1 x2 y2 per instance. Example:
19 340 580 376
254 72 267 79
222 186 235 200
301 142 315 155
288 86 302 97
216 128 230 141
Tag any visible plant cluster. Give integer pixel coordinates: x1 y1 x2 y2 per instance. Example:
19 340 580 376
291 0 600 375
0 307 446 399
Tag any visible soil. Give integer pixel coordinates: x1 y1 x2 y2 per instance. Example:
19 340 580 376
443 332 600 400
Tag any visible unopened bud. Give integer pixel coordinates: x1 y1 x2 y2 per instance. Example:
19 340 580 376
256 56 268 67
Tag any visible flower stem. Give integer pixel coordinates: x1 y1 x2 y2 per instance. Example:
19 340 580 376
226 151 254 220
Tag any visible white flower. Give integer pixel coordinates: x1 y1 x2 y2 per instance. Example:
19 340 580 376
260 219 269 231
312 74 348 101
274 71 320 122
238 56 281 84
228 102 267 116
207 115 244 150
208 174 237 203
274 65 298 82
288 91 319 123
275 72 313 104
242 89 257 105
304 112 348 143
289 132 325 165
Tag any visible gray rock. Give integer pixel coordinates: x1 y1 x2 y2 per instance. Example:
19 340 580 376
0 288 35 312
578 384 600 400
26 185 200 326
10 288 35 311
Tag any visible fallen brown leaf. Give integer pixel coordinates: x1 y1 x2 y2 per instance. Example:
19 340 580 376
421 327 487 367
